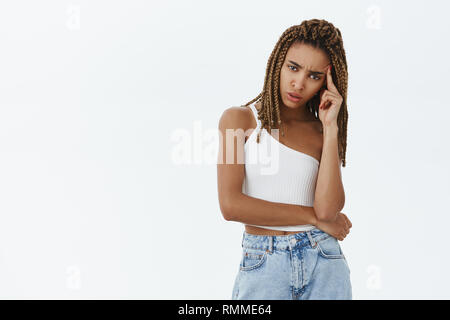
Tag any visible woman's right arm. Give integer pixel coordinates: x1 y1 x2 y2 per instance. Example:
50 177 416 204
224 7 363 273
217 106 318 226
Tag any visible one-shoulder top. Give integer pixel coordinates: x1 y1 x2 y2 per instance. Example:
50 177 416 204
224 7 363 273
241 102 319 231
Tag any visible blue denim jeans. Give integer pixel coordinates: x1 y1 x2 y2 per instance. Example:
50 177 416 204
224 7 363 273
231 228 352 300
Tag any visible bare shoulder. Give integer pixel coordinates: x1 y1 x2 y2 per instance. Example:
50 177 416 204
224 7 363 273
218 106 253 132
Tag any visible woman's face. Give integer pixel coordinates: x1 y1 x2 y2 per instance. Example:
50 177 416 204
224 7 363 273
279 42 330 111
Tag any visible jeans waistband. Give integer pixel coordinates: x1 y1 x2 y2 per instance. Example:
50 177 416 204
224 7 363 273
241 227 331 253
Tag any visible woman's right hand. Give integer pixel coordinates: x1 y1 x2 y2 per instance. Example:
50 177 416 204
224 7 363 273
315 212 352 241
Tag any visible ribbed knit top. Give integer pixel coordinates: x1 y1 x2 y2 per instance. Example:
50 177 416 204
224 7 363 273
241 102 319 232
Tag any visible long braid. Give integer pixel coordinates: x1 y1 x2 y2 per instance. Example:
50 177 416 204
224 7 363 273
241 19 349 167
273 43 290 137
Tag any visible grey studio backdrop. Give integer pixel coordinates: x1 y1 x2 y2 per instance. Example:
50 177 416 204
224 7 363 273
0 0 448 299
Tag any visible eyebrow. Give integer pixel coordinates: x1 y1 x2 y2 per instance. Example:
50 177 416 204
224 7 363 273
287 60 325 75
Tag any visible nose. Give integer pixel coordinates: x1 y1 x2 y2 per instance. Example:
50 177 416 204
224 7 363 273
291 73 307 90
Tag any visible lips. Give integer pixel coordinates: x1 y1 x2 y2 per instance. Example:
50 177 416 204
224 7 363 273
288 92 302 99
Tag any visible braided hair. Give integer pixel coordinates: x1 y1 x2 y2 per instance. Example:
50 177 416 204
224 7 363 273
241 19 349 167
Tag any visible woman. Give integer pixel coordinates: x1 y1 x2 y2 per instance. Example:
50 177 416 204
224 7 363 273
217 19 353 300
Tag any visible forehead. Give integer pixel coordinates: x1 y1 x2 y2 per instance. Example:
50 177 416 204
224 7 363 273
285 42 329 69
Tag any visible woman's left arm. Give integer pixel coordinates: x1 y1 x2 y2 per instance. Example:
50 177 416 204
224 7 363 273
313 123 345 222
313 65 345 222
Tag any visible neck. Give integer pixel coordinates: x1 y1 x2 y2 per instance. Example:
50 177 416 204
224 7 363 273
279 102 312 122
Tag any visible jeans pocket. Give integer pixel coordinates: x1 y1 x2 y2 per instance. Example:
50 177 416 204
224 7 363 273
315 235 346 259
240 248 268 271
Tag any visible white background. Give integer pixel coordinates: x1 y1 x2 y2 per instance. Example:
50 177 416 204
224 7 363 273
0 0 449 299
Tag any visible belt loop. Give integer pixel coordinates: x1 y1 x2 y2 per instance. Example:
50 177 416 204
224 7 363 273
268 236 273 254
241 230 245 248
306 231 317 248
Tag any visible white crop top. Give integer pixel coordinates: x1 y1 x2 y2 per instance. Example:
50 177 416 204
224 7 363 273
241 102 319 231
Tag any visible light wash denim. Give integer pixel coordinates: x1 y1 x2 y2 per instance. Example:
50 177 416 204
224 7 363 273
231 228 352 300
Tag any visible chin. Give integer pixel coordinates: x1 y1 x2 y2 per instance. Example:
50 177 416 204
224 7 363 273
284 99 302 108
281 97 297 107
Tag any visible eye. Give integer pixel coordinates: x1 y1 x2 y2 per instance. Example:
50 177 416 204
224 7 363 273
289 64 321 80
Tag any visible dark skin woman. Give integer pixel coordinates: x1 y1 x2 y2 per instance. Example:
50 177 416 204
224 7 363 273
217 19 352 240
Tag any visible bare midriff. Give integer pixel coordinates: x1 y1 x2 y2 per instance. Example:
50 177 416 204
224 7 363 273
245 224 309 235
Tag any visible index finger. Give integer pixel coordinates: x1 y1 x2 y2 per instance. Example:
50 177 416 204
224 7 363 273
326 65 338 92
